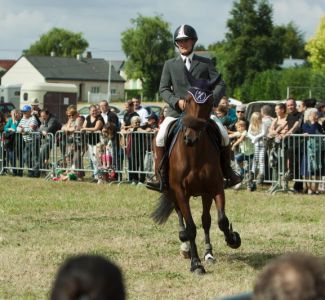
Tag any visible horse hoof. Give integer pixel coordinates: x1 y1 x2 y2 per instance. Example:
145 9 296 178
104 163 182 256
191 265 206 275
180 250 191 259
226 231 241 249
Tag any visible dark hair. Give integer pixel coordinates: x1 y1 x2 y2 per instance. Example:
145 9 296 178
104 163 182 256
40 109 50 115
126 100 134 107
302 98 317 108
276 103 286 112
216 105 228 115
50 255 125 300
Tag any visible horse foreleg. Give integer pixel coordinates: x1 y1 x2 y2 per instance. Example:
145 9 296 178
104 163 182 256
201 195 215 263
175 207 191 259
176 190 205 274
214 192 241 249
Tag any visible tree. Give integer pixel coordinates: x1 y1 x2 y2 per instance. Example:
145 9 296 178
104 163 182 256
305 16 325 69
121 14 174 99
23 27 89 57
220 0 282 95
273 22 306 59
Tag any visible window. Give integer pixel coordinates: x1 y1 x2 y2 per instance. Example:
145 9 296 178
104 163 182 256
23 93 28 101
91 86 100 93
110 89 116 95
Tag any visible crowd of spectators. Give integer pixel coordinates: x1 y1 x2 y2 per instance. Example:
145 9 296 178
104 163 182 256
1 96 324 191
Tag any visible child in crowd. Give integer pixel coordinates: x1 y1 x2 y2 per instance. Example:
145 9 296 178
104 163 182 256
247 112 267 184
213 105 231 128
229 120 255 190
301 108 324 194
51 169 78 181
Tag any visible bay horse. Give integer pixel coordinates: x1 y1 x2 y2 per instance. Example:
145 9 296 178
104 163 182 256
151 71 241 274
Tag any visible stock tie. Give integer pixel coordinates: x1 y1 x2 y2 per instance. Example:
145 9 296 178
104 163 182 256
185 57 191 70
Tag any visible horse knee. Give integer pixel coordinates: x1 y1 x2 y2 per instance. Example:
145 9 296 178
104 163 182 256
218 215 229 233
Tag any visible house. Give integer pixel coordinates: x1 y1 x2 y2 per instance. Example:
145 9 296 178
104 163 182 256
1 55 125 102
0 60 16 73
280 57 306 69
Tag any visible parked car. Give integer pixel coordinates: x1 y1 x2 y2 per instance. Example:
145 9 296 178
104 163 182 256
78 105 122 118
0 102 15 115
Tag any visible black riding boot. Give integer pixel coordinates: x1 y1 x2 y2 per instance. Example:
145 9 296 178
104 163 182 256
221 145 242 188
146 146 168 192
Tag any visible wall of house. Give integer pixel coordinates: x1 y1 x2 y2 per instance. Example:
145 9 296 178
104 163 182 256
47 80 124 102
1 57 45 85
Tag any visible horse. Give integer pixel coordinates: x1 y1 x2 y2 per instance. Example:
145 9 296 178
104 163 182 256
151 71 241 274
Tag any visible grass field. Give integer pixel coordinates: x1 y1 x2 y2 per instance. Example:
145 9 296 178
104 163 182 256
0 176 324 300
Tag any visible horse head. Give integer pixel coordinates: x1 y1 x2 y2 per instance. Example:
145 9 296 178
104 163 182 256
182 69 221 146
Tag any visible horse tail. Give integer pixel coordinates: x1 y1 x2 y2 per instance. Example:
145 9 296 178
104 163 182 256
151 192 174 225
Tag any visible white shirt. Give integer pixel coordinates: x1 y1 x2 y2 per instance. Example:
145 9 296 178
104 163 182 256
135 106 149 126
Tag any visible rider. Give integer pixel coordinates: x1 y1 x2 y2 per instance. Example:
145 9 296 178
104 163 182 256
146 24 242 192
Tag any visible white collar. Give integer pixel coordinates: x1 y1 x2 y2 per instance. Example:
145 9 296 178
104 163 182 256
181 53 194 62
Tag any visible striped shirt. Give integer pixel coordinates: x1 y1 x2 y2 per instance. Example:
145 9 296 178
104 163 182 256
17 116 39 142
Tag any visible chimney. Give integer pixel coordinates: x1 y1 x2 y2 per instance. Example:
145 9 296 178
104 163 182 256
86 51 92 59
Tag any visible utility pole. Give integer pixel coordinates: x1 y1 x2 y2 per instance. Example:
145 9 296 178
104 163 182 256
107 60 111 102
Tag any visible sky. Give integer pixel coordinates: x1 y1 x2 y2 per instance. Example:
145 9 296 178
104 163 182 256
0 0 324 61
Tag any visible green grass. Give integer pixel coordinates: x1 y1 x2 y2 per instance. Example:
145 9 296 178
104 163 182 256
0 176 324 300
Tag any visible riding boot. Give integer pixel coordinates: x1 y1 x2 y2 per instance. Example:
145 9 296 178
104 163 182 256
146 146 168 192
220 145 242 188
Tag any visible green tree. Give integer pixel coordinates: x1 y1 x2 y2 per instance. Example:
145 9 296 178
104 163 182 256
305 16 325 69
121 14 174 99
221 0 282 95
273 22 306 59
23 27 89 57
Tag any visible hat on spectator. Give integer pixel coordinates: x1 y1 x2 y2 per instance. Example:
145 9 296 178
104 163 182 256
146 112 158 121
31 98 39 105
236 105 246 112
21 105 32 112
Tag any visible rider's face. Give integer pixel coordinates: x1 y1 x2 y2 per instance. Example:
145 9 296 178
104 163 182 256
176 39 195 55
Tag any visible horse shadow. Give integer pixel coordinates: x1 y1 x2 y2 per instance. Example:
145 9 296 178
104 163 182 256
223 252 282 270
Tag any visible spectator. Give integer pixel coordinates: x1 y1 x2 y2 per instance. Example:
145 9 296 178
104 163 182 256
229 120 254 189
253 253 325 300
247 112 267 185
213 105 231 128
219 96 237 124
121 100 139 131
300 108 324 195
142 112 159 132
158 105 168 127
267 103 288 143
228 105 249 134
30 97 42 126
124 115 147 184
316 102 325 131
132 95 149 126
284 98 303 188
81 105 104 182
16 105 40 177
99 99 120 130
61 106 85 180
99 99 121 178
34 109 62 176
50 254 125 300
260 105 274 132
3 109 22 176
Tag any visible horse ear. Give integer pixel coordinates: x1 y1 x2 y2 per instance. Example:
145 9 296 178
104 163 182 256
185 67 197 87
208 74 221 91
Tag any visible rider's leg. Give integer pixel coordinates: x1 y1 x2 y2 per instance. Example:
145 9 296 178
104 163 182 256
215 121 242 188
146 117 176 192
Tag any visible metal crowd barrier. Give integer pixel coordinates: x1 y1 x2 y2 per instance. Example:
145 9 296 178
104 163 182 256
1 130 324 192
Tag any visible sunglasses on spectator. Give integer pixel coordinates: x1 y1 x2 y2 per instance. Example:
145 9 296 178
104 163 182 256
236 111 245 113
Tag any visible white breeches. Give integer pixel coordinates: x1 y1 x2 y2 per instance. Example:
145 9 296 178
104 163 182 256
156 116 229 147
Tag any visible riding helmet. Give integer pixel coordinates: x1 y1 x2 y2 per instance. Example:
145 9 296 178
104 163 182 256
174 24 198 45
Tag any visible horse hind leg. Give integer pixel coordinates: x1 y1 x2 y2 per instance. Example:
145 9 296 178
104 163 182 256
201 195 215 263
215 193 241 249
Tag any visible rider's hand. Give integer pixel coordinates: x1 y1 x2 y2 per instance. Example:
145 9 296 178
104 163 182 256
178 99 186 111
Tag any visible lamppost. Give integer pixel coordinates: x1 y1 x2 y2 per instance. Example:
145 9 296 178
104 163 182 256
107 59 111 102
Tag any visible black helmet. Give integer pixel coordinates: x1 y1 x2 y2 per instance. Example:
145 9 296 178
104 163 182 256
174 24 198 45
